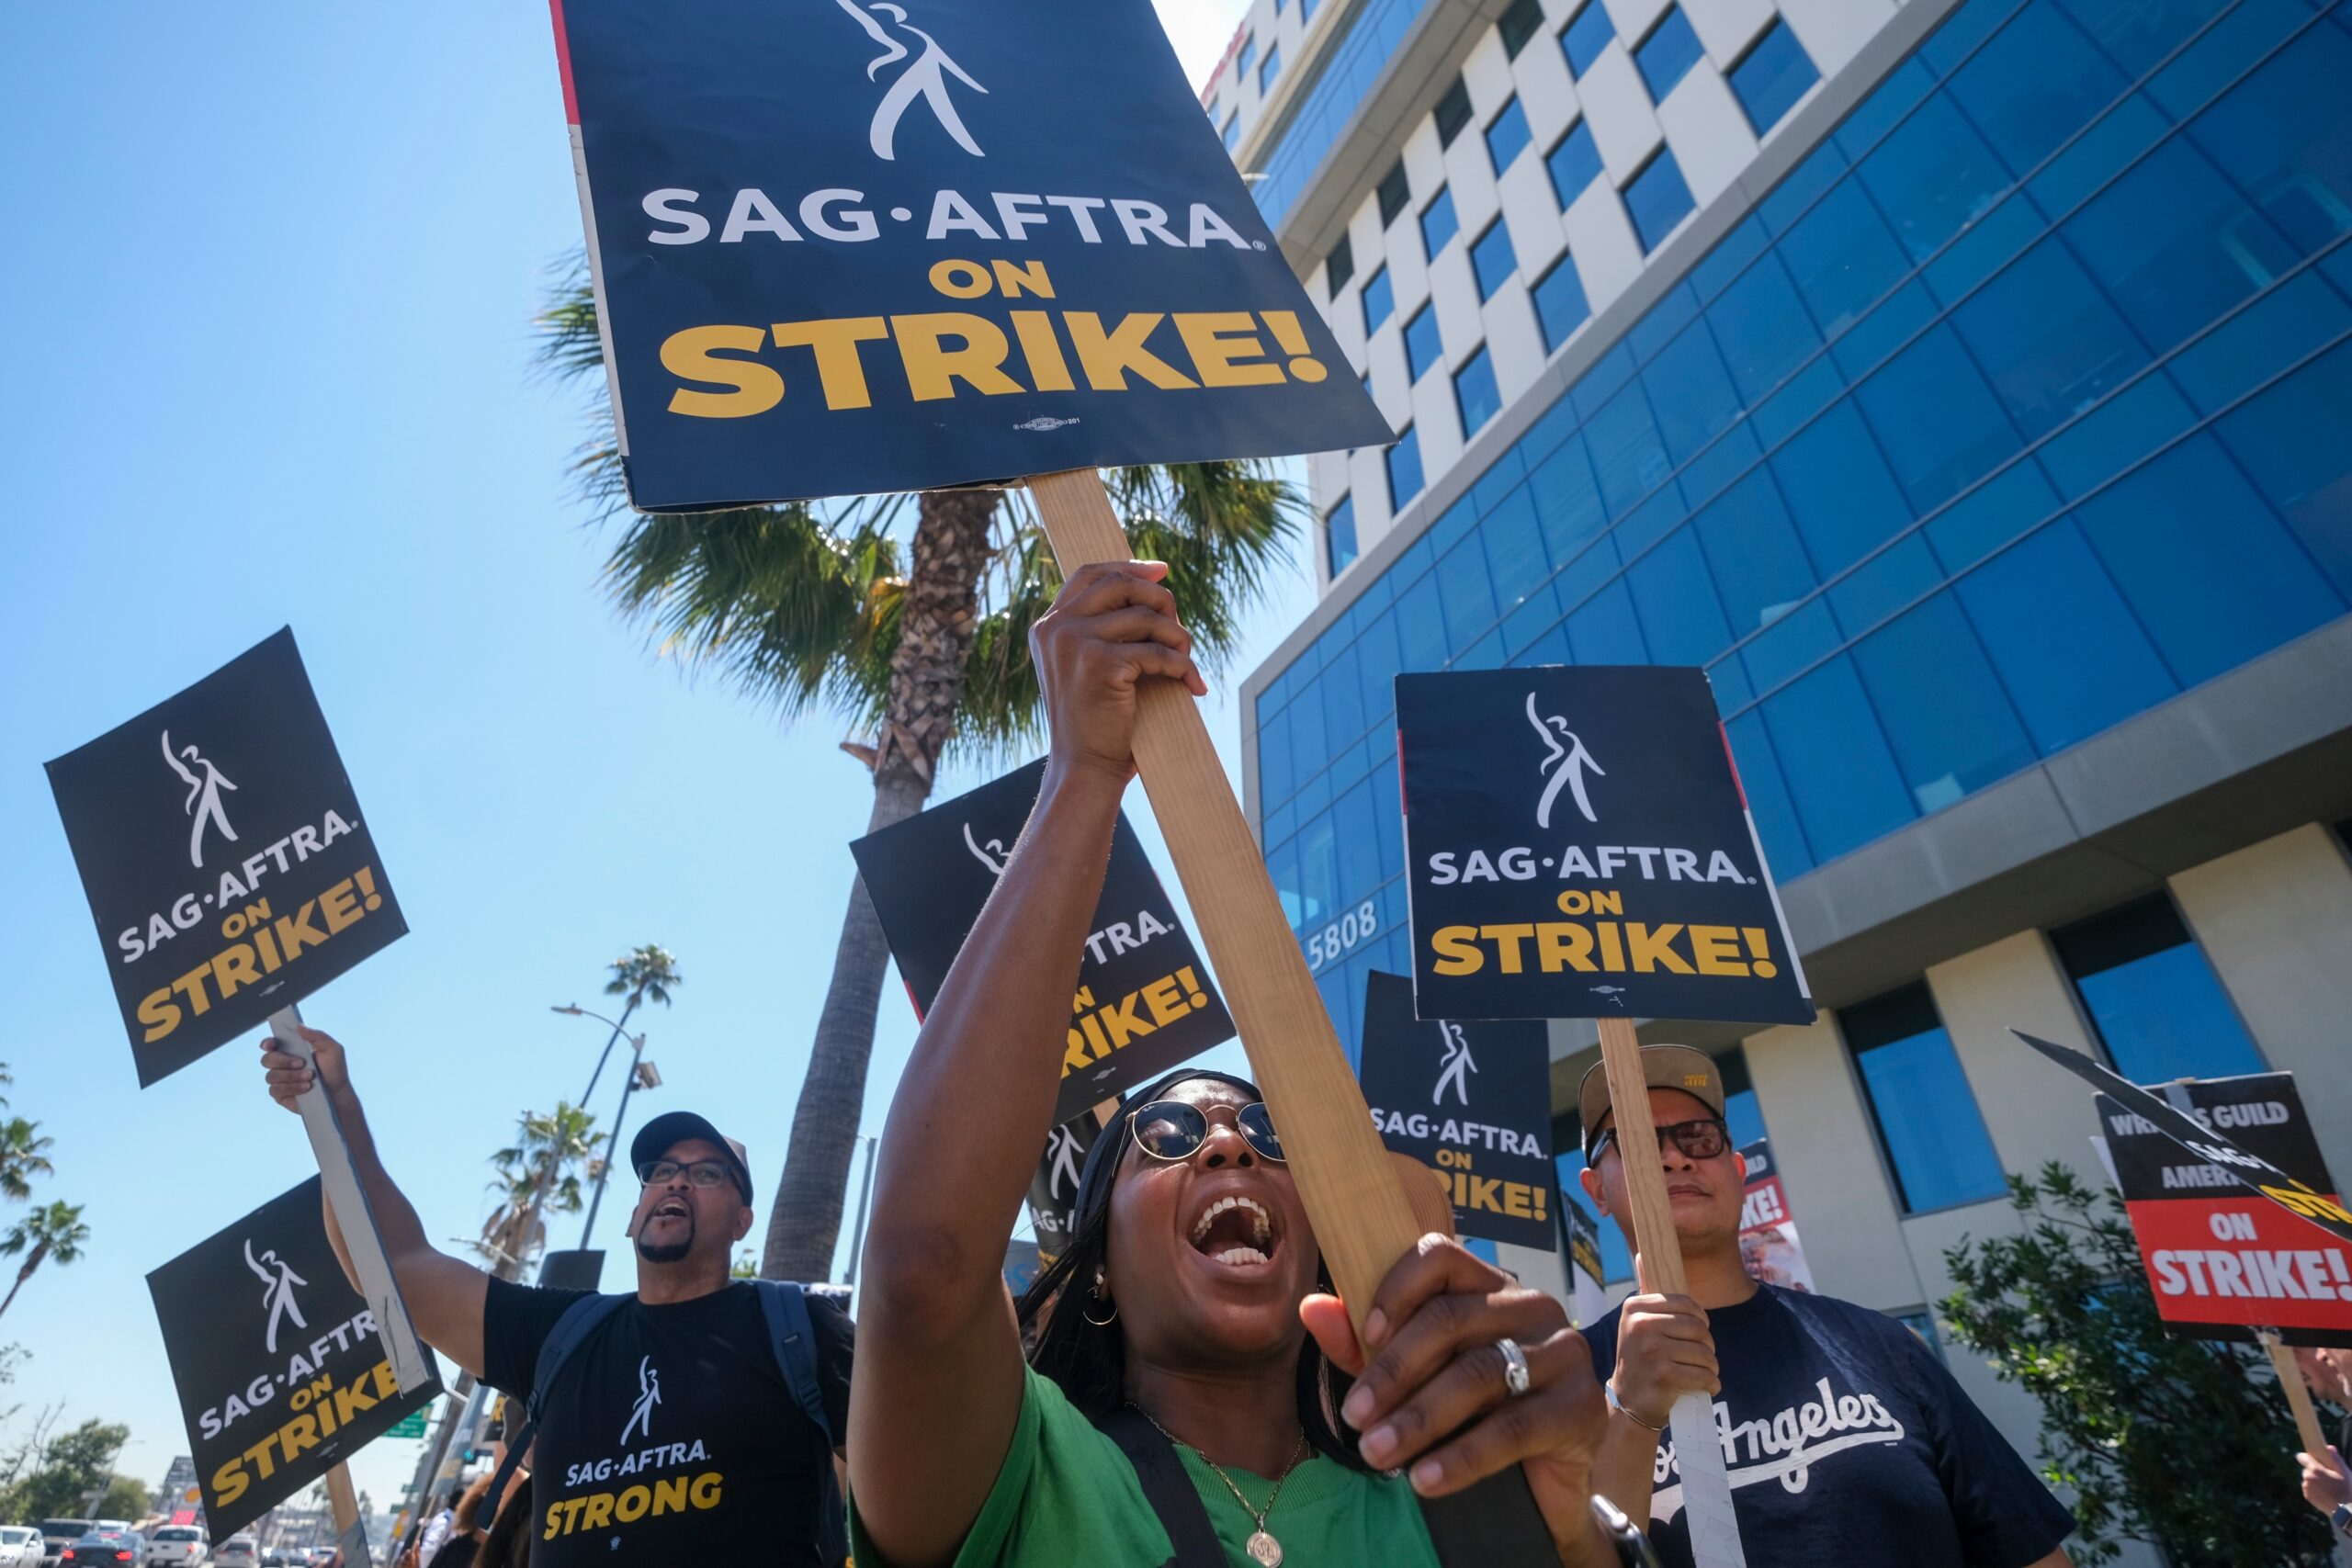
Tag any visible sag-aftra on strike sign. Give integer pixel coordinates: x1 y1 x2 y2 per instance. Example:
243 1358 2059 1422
1397 667 1812 1025
550 0 1390 509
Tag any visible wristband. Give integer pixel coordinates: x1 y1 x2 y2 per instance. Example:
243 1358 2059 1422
2332 1501 2352 1539
1606 1380 1666 1433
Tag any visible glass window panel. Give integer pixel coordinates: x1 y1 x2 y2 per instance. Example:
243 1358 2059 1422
1678 417 1760 512
1325 495 1359 576
1850 592 2036 812
1378 161 1414 227
1615 477 1690 559
1709 252 1822 402
1777 179 1910 341
2143 0 2303 121
1630 280 1702 366
1828 534 1942 638
1743 593 1840 697
1954 517 2177 752
1483 488 1553 612
1405 304 1444 380
1356 609 1404 719
1487 97 1534 172
1637 7 1705 99
1327 234 1355 294
1548 121 1606 209
1644 319 1742 464
1387 426 1426 509
1532 434 1610 565
1436 536 1499 639
2053 0 2226 74
1239 37 1257 76
1927 458 2062 572
1584 382 1673 518
1500 0 1546 56
1855 324 2023 512
2036 372 2195 502
2052 895 2266 1083
1333 775 1384 903
1749 355 1844 449
1695 468 1818 637
1421 187 1461 258
1759 138 1849 237
1952 240 2148 441
1843 985 2008 1213
1626 151 1698 252
1770 401 1915 579
1261 43 1283 92
1395 572 1450 670
1725 710 1815 875
1454 630 1506 670
1267 838 1305 931
1374 761 1407 881
1432 493 1482 555
1503 582 1565 654
1435 77 1475 148
1829 278 1938 382
1836 57 1937 159
2074 436 2342 686
1322 639 1367 748
1563 2 1616 76
2064 139 2296 356
1691 215 1770 306
1731 21 1819 135
2170 271 2352 418
1260 707 1295 807
2185 20 2352 256
1472 220 1518 301
1567 581 1650 663
2026 91 2166 219
1761 654 1919 862
1289 675 1330 790
1474 447 1528 516
1628 526 1734 665
1917 0 2012 73
1857 95 2011 265
1922 189 2042 309
1456 344 1503 434
1947 0 2128 176
1577 340 1640 417
1533 254 1593 350
1295 807 1340 942
1363 265 1396 333
2212 339 2352 599
1222 114 1240 153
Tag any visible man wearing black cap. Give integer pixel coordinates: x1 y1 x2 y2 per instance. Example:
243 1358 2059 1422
1574 1043 2075 1568
258 1029 854 1567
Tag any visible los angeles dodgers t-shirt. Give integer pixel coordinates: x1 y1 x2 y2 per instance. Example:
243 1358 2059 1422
1583 1284 2074 1568
480 1278 854 1566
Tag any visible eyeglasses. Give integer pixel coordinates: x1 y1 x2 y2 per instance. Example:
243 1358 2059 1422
1128 1100 1285 1164
1595 1118 1729 1161
639 1158 736 1190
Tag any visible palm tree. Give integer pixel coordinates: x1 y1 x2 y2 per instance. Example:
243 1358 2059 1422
0 1202 90 1318
605 944 683 1011
0 1119 54 1203
481 1102 599 1275
537 262 1303 1282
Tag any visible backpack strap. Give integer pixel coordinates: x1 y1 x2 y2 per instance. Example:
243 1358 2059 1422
1093 1406 1226 1568
1418 1465 1563 1566
478 1292 627 1521
752 1280 851 1568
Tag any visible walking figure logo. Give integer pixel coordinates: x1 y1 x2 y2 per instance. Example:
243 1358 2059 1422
1525 693 1604 829
161 729 240 869
620 1355 662 1444
834 0 988 162
1044 1123 1084 1199
1431 1021 1477 1107
243 1238 309 1355
963 820 1010 875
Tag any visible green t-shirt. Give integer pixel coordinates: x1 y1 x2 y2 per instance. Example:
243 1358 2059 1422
852 1367 1442 1568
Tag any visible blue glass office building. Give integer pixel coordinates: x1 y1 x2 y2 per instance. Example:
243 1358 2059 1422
1210 0 2352 1376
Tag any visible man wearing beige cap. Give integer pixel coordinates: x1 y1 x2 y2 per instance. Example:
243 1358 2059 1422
1575 1043 2075 1568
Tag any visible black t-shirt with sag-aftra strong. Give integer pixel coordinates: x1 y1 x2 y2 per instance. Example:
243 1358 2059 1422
481 1278 853 1567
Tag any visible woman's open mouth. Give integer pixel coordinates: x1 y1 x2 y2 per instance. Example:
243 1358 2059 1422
1188 1193 1278 1269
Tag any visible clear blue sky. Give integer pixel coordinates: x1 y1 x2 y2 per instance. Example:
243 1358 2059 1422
0 0 1273 1519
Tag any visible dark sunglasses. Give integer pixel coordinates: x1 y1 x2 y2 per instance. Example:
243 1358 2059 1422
1128 1100 1286 1164
1596 1117 1729 1161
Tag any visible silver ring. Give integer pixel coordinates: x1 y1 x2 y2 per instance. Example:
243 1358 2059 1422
1496 1337 1532 1398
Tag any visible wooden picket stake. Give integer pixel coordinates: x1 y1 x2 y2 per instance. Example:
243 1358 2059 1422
1594 1013 1747 1568
324 1461 368 1563
1029 468 1422 1326
2263 1330 2333 1459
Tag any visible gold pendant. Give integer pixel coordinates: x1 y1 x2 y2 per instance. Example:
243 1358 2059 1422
1246 1529 1283 1566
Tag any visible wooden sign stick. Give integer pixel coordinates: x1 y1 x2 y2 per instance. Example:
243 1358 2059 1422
324 1461 366 1550
2262 1330 2333 1459
1030 468 1424 1325
1594 1013 1747 1568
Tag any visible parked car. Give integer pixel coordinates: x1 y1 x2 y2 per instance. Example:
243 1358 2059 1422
205 1542 253 1568
61 1535 140 1568
141 1529 204 1568
0 1526 46 1567
38 1521 96 1568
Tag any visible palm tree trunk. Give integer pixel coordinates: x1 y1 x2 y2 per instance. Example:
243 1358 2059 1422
763 487 1002 1283
0 1247 43 1320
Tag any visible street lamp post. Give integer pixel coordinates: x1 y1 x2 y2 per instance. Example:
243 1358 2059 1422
580 1042 659 1248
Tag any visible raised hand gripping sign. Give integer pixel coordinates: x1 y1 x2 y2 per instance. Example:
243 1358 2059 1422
549 0 1390 510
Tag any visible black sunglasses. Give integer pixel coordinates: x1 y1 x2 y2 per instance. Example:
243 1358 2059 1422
1128 1100 1286 1164
1595 1117 1729 1161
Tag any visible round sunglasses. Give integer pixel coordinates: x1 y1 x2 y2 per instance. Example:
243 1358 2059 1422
1595 1117 1731 1161
1128 1100 1286 1164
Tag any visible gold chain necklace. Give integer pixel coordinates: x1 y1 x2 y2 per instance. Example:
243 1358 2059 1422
1130 1404 1310 1567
